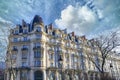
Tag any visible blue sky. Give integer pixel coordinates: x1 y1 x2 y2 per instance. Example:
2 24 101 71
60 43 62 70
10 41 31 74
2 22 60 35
0 0 120 38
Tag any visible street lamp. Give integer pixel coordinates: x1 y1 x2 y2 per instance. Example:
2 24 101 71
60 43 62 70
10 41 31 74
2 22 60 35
58 55 63 80
110 63 113 79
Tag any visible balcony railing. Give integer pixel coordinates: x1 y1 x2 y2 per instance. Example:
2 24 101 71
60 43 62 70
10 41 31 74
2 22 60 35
33 46 41 50
21 48 28 51
21 39 30 42
12 48 18 51
22 56 27 59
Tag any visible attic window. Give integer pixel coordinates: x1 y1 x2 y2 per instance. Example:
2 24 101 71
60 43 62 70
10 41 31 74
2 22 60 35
36 27 41 32
14 30 19 35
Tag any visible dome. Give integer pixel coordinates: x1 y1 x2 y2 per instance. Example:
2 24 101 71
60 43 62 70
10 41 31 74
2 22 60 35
32 15 43 26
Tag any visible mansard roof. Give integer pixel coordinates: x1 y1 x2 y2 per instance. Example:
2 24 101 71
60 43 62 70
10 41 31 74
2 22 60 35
32 15 43 26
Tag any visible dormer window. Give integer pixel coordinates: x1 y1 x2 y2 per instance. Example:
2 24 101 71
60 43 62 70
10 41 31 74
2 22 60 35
36 27 41 32
23 29 28 34
14 30 19 35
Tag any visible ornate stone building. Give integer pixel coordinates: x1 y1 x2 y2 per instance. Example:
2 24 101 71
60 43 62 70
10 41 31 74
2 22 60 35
6 15 120 80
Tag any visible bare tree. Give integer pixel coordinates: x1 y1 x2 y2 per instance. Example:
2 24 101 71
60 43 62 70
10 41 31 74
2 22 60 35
86 31 120 79
0 26 17 80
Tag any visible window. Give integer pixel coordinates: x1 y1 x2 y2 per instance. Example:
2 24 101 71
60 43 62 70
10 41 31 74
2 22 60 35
36 34 41 39
34 60 42 67
14 30 19 34
34 42 40 47
49 54 53 60
22 53 27 59
34 50 42 58
36 27 41 32
23 37 27 41
23 45 28 48
23 29 28 34
12 54 17 60
13 38 18 42
74 57 77 62
22 62 27 67
13 46 17 49
50 63 54 67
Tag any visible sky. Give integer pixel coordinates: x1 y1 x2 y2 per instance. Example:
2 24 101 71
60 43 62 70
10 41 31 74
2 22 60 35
0 0 120 38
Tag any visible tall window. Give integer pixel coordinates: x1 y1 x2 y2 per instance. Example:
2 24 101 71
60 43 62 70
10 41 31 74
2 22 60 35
34 60 42 67
22 61 27 67
49 54 53 60
23 29 28 34
34 42 40 47
34 50 42 58
23 37 28 41
22 53 27 59
80 52 85 70
13 38 18 42
50 63 54 67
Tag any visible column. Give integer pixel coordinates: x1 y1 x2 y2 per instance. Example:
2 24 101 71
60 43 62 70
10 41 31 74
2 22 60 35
30 70 34 80
43 70 46 80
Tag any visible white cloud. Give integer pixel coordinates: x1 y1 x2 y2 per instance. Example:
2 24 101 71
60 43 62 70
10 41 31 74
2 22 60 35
55 5 98 35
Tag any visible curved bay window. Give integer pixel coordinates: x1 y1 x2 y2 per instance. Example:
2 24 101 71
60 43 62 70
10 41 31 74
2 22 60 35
34 71 43 80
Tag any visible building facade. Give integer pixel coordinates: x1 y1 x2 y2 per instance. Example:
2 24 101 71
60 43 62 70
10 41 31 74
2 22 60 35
6 15 120 80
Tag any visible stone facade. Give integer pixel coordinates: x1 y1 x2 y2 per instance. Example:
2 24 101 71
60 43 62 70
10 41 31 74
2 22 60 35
6 15 120 80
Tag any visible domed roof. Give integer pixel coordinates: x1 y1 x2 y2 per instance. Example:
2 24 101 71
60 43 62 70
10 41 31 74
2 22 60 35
32 15 43 26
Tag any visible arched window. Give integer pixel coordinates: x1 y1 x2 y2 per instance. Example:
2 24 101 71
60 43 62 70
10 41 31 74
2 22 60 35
34 71 43 80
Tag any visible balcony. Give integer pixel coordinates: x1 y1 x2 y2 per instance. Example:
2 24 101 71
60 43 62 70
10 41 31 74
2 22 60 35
19 66 31 70
12 48 18 52
13 33 19 35
21 47 28 51
33 46 40 50
21 39 30 42
22 56 27 59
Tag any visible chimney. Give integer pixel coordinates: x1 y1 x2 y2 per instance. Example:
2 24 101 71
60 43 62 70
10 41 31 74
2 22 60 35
22 19 26 27
49 23 53 30
81 35 86 40
72 32 74 36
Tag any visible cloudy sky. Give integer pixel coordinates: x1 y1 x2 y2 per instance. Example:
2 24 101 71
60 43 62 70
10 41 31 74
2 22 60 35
0 0 120 38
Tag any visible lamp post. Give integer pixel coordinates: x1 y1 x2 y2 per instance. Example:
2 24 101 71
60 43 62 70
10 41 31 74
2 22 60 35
58 55 63 80
110 63 113 79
